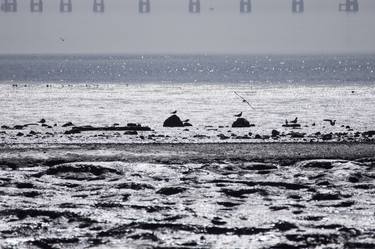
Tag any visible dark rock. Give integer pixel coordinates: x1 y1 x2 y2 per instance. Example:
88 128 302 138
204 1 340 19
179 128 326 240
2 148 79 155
13 125 24 130
62 122 74 127
64 129 81 134
163 115 184 127
16 132 24 136
183 122 193 126
127 123 140 127
271 130 280 137
1 125 10 129
232 118 251 128
124 130 138 135
290 132 305 138
254 134 262 139
322 133 333 140
217 134 230 140
156 186 186 195
39 119 46 124
363 130 375 137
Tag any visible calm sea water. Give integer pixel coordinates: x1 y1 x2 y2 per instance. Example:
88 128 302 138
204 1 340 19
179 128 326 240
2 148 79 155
1 54 375 84
0 55 374 141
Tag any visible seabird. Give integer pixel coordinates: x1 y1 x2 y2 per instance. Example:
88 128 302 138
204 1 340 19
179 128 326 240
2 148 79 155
285 119 289 125
290 117 298 124
182 119 190 123
170 110 177 114
323 119 336 126
234 91 256 110
234 112 242 118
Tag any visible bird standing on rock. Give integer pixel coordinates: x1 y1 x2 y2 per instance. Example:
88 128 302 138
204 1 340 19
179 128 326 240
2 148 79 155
170 110 177 114
323 119 336 126
234 112 242 118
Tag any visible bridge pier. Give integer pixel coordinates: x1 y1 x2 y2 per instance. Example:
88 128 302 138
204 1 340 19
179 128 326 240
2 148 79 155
240 0 251 13
189 0 200 13
339 0 359 12
60 0 72 13
1 0 17 12
93 0 104 13
30 0 42 12
138 0 150 14
292 0 304 13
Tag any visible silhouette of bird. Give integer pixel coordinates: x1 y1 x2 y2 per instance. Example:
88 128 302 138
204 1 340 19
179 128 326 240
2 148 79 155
323 119 336 126
170 110 177 114
234 91 256 110
182 119 190 123
285 119 289 125
234 112 242 117
290 117 298 124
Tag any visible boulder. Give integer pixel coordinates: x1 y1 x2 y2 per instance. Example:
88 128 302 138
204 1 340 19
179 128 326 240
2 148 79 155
163 115 184 127
62 122 74 127
232 118 251 128
271 130 280 137
183 122 193 127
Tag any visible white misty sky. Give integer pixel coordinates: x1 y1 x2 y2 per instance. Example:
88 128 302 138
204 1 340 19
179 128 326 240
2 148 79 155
0 0 375 54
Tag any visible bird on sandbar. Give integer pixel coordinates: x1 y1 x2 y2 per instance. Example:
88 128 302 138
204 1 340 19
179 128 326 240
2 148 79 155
234 112 242 118
290 117 298 124
323 119 336 126
170 110 177 114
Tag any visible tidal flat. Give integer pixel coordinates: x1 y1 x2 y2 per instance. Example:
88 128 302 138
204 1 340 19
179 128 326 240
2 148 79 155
0 143 374 249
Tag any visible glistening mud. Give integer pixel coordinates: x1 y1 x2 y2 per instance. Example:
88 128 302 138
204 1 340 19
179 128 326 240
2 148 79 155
0 143 374 249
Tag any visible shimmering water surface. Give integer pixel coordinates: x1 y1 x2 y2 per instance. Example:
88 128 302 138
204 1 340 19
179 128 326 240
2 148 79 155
0 55 374 142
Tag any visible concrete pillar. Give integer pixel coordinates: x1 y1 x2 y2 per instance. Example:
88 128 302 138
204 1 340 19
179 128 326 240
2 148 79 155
1 0 17 12
240 0 251 13
189 0 200 13
93 0 104 13
339 0 359 12
139 0 150 14
292 0 304 13
60 0 72 13
30 0 42 12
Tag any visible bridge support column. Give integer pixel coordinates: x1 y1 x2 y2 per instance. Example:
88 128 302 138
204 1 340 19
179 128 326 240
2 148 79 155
240 0 251 13
292 0 304 13
93 0 104 13
1 0 17 12
30 0 42 12
60 0 72 13
189 0 200 13
138 0 150 14
339 0 359 12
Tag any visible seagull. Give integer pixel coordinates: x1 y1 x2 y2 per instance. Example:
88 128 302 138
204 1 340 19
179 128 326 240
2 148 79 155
323 119 336 126
234 91 256 110
234 112 242 117
170 110 177 114
290 117 298 124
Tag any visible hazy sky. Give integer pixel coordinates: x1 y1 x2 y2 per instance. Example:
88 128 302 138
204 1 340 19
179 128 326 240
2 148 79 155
1 0 375 54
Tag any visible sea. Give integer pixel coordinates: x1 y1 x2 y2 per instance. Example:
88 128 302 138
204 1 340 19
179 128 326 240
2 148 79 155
0 54 374 142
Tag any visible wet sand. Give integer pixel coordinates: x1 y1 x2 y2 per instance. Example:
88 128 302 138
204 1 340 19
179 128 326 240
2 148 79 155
0 142 375 249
